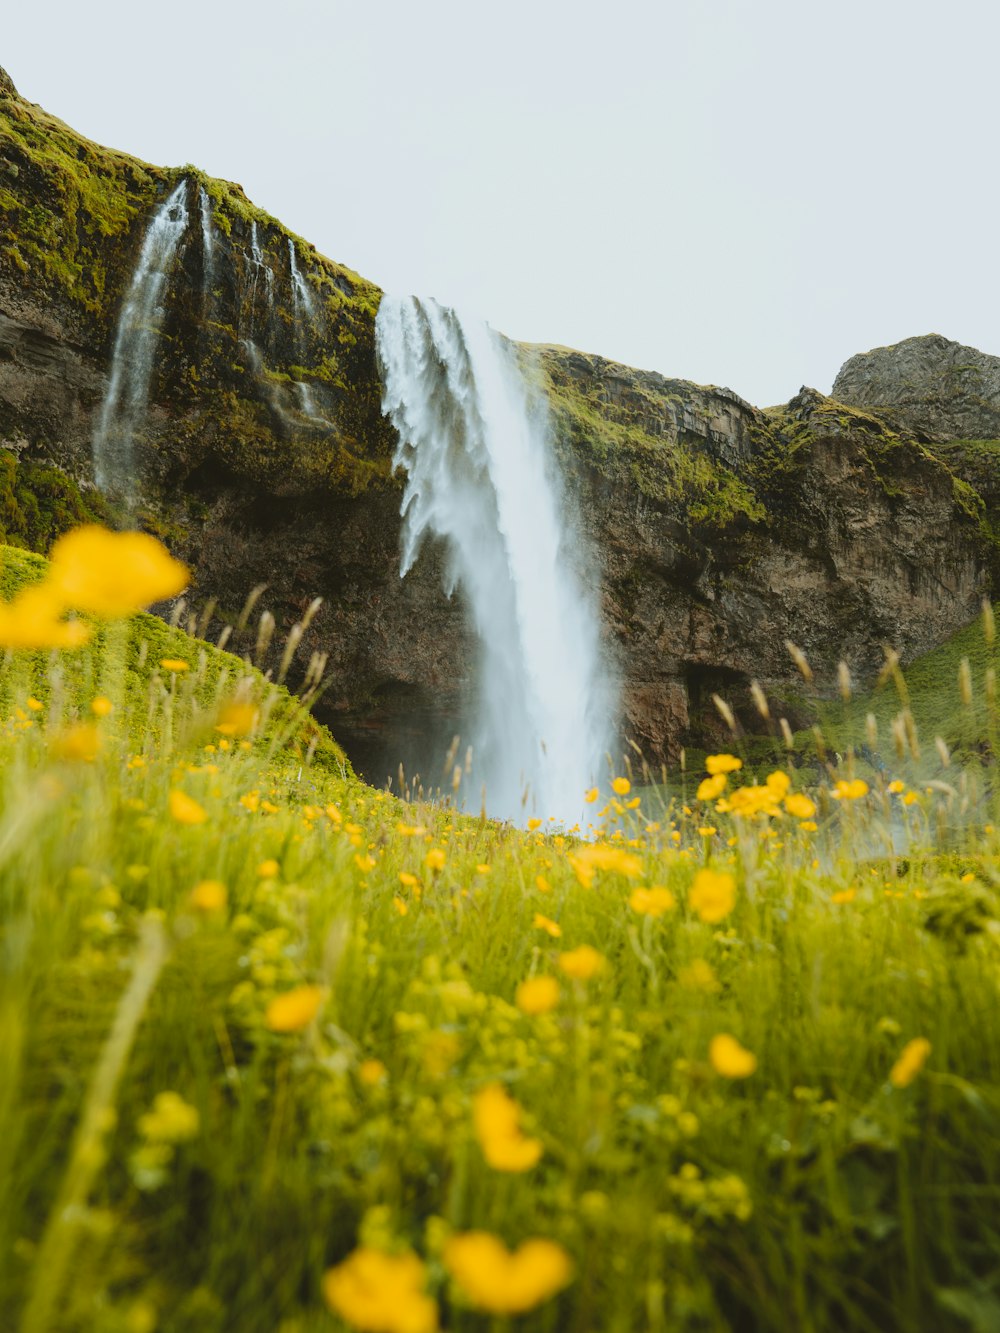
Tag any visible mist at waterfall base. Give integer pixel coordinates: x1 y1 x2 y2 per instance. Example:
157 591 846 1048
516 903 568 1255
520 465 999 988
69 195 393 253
376 295 614 828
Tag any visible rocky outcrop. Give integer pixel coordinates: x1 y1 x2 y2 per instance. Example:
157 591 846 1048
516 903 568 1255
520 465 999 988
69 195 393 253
0 71 994 778
833 334 1000 442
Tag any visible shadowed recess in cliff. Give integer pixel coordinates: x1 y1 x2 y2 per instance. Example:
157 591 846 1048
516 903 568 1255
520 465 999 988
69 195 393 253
91 179 189 509
376 294 614 825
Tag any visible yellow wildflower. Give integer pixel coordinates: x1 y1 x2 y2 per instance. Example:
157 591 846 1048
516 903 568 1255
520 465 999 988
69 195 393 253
169 789 207 825
709 1033 757 1079
47 525 188 617
783 792 816 819
833 779 869 801
189 880 227 913
533 913 562 938
90 695 114 717
215 702 259 736
473 1083 543 1172
688 868 737 923
569 843 642 888
706 753 742 776
697 773 727 801
830 889 856 904
424 848 446 872
444 1233 572 1315
584 786 599 804
393 896 409 916
399 872 418 888
765 770 790 798
26 697 43 711
358 1059 387 1087
138 1091 199 1143
265 985 324 1033
0 583 90 649
527 818 543 831
160 658 190 673
678 958 719 992
611 776 631 795
890 1037 931 1088
558 945 606 980
515 975 560 1015
888 779 905 794
323 1248 438 1333
629 885 676 917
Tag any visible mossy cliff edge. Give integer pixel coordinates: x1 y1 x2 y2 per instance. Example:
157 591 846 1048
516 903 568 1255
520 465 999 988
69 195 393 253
0 65 993 772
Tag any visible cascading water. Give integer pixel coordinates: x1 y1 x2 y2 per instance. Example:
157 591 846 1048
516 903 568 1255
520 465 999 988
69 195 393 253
288 239 316 321
199 186 215 295
376 294 612 826
91 178 189 502
245 221 273 334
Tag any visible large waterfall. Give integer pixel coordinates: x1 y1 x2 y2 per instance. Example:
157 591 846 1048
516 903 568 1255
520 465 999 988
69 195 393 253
91 179 189 502
376 295 611 826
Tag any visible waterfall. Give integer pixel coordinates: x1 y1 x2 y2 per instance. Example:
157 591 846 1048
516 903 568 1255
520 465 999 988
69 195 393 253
288 239 316 321
245 221 273 334
91 178 189 502
376 295 611 826
199 186 215 293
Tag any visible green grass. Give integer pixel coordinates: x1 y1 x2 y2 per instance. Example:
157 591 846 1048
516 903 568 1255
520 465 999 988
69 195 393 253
1 550 1000 1332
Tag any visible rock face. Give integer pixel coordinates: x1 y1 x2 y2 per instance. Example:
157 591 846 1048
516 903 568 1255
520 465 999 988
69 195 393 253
0 72 994 780
833 334 1000 442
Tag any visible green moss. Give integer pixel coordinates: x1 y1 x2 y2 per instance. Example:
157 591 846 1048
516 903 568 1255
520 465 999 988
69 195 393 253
0 453 109 553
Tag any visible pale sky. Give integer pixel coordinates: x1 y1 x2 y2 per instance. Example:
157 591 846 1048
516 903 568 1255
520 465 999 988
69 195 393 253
5 0 999 406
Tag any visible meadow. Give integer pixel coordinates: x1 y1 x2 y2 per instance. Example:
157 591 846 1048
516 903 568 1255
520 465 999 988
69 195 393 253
1 530 999 1333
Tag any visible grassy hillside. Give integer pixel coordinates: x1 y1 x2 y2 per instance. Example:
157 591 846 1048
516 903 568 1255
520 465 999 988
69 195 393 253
1 541 999 1332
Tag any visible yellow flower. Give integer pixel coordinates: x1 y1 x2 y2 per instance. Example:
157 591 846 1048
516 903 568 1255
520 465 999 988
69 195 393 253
697 773 727 801
888 779 905 794
358 1059 387 1087
50 723 101 763
215 702 259 736
568 844 642 888
515 975 560 1015
473 1084 543 1172
533 913 562 938
629 885 676 918
765 770 790 798
890 1037 931 1088
424 848 446 872
189 880 227 913
169 790 207 825
476 863 491 874
830 888 856 904
355 853 376 873
26 697 43 712
678 958 719 992
0 583 90 649
443 1232 572 1315
47 525 189 618
833 779 869 801
399 872 419 888
393 896 409 916
706 753 742 776
257 859 280 877
138 1090 200 1143
90 695 114 718
611 776 631 795
784 792 816 819
323 1248 438 1333
527 818 543 831
265 985 325 1033
688 868 737 923
709 1033 757 1079
558 946 606 981
584 786 599 804
160 658 190 673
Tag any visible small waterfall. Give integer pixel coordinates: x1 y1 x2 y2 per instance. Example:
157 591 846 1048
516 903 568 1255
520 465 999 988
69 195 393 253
245 221 273 334
199 186 215 294
376 294 611 826
293 381 326 425
92 178 189 501
288 239 316 321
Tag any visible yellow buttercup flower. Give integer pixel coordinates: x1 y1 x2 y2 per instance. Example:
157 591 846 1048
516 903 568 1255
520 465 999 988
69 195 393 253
424 848 446 872
890 1037 931 1088
138 1091 200 1143
584 786 599 804
50 723 101 763
784 792 816 819
0 583 90 649
265 985 325 1033
473 1083 543 1172
189 880 227 913
47 525 189 618
629 885 676 918
215 702 259 736
323 1248 438 1333
611 776 631 796
515 975 560 1015
169 789 207 825
558 946 606 981
444 1232 572 1315
257 859 280 877
160 658 190 673
833 779 869 801
706 754 742 776
697 773 727 801
533 913 562 938
568 844 642 888
709 1033 757 1079
688 868 736 923
358 1059 387 1087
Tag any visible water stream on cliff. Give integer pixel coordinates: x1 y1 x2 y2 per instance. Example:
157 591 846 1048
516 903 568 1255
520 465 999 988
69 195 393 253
288 239 316 322
199 186 215 297
376 295 610 826
91 179 189 503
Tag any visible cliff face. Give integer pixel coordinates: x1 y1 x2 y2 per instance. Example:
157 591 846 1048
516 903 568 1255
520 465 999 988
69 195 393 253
0 68 993 777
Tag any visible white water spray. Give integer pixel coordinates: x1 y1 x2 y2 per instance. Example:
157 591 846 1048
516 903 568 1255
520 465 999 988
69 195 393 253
199 186 215 292
288 239 316 322
376 295 611 826
92 179 189 500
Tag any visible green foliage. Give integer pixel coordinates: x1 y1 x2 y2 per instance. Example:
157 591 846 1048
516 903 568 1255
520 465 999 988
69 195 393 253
0 453 109 553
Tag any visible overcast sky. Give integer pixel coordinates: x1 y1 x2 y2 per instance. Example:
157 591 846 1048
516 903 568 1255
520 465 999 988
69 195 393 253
5 0 998 406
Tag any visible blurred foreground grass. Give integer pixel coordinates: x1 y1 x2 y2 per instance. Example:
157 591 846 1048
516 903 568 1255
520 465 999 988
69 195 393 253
1 543 999 1333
